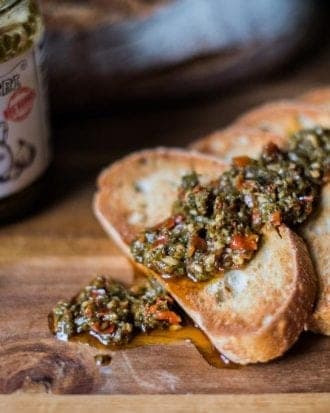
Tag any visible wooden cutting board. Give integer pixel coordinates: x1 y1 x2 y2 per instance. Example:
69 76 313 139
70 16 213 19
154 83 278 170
0 218 329 395
0 172 330 395
1 48 330 410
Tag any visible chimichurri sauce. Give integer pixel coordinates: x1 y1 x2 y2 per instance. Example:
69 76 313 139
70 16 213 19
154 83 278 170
131 128 330 282
49 275 182 346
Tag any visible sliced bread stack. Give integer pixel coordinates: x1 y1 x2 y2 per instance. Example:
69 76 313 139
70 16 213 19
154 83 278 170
94 87 330 363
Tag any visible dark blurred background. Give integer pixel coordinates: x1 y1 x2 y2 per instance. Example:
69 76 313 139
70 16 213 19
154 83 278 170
42 0 330 112
38 0 330 204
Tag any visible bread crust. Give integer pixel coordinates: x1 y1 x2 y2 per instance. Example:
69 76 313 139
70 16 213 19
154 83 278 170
189 125 287 160
236 100 330 135
300 184 330 335
297 88 330 333
94 148 317 364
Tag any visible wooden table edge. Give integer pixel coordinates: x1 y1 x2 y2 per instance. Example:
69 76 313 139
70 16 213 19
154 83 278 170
0 393 329 413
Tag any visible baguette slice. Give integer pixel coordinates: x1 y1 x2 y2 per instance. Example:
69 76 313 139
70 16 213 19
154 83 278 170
302 185 330 334
189 125 287 159
236 100 330 135
94 148 316 364
191 101 330 335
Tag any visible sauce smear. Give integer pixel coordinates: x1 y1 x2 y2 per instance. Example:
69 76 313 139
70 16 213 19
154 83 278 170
70 325 237 369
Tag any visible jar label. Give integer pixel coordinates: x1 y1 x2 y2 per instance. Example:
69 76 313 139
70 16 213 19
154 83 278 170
0 38 50 199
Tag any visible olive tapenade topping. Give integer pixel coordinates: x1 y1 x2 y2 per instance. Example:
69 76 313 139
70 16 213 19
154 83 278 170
49 276 181 346
131 128 330 282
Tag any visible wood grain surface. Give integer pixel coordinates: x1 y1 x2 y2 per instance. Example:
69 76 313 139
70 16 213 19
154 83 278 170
0 42 330 400
1 394 330 413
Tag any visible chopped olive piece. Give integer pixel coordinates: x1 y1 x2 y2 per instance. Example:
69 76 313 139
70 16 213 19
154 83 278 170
49 276 181 346
131 128 330 282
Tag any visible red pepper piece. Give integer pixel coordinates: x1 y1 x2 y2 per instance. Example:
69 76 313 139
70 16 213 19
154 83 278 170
230 234 258 251
232 156 252 168
154 310 181 325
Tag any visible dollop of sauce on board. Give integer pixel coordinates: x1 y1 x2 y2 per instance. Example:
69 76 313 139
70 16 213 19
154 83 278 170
49 275 182 345
49 275 236 369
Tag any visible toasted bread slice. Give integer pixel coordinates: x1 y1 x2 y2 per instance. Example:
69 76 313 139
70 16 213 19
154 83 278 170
300 87 330 108
297 88 330 333
301 184 330 334
189 125 287 159
236 100 330 135
94 148 316 364
191 101 330 335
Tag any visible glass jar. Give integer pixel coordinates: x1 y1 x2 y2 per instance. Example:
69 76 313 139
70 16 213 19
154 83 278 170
0 0 50 222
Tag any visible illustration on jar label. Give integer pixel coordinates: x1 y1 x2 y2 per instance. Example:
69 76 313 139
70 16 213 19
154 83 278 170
0 42 50 199
0 121 35 182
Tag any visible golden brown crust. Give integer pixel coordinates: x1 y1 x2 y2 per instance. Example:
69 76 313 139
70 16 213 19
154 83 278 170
235 100 330 136
189 125 287 160
94 148 317 364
